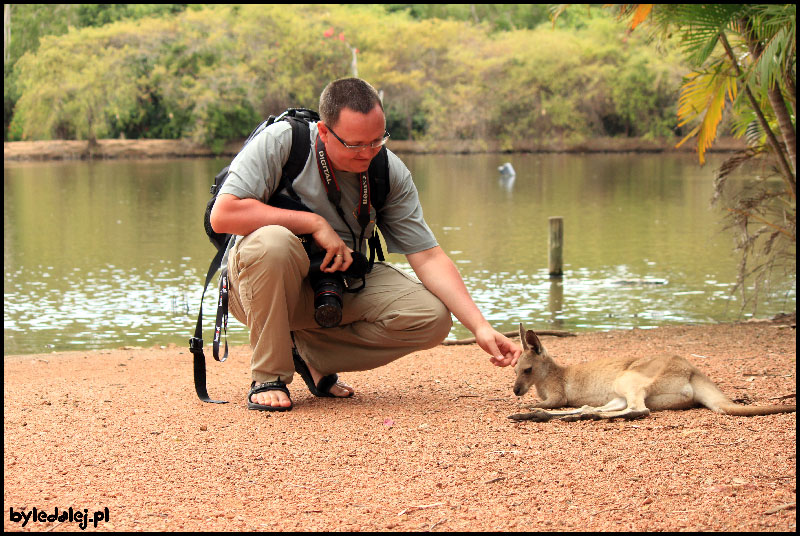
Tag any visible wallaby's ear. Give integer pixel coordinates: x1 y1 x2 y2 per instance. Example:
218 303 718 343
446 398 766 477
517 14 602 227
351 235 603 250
525 329 543 355
518 323 529 351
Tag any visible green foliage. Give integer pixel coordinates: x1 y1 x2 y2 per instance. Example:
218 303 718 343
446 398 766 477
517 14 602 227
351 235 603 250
13 19 173 141
73 4 192 28
8 4 690 148
3 4 194 140
608 30 685 139
477 17 684 144
383 4 610 32
383 4 553 31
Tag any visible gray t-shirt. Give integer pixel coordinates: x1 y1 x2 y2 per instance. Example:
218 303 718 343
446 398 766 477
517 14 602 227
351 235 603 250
219 121 437 257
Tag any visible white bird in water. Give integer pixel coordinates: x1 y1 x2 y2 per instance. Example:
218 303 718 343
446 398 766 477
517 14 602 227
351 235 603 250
498 162 516 191
498 162 515 177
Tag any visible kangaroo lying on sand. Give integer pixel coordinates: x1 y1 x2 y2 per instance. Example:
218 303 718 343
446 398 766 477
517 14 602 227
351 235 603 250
509 324 796 422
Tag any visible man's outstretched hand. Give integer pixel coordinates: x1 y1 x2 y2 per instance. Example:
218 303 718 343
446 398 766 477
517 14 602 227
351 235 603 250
474 325 521 367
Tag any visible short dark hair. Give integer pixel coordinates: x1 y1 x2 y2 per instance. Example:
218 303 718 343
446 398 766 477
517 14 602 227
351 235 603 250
319 78 383 127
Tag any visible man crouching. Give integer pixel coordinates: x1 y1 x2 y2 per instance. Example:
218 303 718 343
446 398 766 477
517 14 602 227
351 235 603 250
209 77 520 411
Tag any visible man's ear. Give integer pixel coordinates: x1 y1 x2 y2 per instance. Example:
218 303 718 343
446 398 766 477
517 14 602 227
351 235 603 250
317 121 329 143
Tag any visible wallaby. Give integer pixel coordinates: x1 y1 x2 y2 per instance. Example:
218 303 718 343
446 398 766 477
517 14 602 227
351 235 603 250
509 324 796 422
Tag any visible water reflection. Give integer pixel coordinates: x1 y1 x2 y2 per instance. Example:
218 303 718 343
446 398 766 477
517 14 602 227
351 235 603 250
3 153 795 355
548 278 564 329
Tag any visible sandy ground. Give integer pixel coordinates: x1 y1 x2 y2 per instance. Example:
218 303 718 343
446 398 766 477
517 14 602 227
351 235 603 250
3 320 796 532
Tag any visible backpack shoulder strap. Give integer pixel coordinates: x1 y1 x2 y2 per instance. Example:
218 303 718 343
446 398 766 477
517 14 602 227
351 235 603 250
368 146 390 212
276 117 312 201
367 146 391 263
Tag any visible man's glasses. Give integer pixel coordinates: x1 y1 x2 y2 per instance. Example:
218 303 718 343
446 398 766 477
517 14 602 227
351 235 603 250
327 126 391 152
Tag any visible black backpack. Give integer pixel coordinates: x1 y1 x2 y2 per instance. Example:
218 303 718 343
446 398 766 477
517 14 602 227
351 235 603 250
189 108 390 404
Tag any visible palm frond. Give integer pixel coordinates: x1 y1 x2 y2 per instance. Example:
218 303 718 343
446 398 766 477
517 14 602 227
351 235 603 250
756 26 793 90
675 66 738 163
744 119 764 147
651 4 751 65
628 4 654 30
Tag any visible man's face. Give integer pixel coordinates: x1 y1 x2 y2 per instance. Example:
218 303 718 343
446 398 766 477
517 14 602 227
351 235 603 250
318 105 386 173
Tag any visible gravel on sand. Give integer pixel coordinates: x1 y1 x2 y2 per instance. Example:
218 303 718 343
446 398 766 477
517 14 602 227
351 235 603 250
4 321 795 531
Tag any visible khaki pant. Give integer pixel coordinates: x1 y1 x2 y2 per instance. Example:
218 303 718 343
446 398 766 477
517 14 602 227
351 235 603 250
227 225 452 384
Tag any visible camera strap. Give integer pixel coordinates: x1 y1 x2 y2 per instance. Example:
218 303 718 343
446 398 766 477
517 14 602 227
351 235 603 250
212 268 229 362
314 135 372 255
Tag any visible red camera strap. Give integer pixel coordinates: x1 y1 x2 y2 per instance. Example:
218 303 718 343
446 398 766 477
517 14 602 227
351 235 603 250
314 134 372 252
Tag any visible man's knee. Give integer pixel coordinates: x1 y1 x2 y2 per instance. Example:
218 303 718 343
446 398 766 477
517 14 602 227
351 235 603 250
234 225 307 272
392 291 452 348
425 297 453 347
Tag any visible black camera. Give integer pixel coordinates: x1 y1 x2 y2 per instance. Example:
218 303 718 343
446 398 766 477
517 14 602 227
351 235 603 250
304 242 370 328
268 194 372 328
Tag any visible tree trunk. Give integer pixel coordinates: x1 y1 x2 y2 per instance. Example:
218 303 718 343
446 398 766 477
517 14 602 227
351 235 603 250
784 73 796 118
721 31 796 198
735 17 797 191
767 86 797 178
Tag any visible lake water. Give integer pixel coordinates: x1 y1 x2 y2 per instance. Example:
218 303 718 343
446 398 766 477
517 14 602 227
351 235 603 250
3 152 795 355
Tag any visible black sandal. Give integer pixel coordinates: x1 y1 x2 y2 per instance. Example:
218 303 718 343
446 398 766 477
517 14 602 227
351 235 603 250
247 380 293 411
292 349 353 398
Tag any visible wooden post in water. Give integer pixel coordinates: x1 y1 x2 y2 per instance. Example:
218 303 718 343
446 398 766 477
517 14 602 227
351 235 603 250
548 217 563 278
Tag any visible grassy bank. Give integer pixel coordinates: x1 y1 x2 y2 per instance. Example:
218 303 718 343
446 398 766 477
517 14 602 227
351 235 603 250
4 137 747 162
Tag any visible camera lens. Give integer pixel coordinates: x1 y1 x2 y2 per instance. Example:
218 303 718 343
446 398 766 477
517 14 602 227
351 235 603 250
305 249 370 328
313 280 343 328
314 301 342 328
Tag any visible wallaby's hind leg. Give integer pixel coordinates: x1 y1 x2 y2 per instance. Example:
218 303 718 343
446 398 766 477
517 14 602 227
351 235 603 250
509 405 597 422
510 404 602 422
567 407 651 421
510 398 629 422
688 370 736 413
561 404 651 421
564 371 653 421
559 397 641 421
508 408 555 422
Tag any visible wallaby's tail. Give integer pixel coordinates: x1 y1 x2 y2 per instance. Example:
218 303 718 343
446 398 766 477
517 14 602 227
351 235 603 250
716 403 796 416
691 370 796 416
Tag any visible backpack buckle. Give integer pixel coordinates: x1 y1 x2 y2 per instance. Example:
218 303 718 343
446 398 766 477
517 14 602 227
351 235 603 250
189 337 204 354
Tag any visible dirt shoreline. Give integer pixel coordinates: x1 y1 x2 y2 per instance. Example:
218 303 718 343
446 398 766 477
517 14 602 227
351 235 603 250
3 137 747 161
3 321 795 531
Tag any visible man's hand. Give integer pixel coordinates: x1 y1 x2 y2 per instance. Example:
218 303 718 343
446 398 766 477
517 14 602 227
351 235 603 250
311 218 353 273
474 324 520 367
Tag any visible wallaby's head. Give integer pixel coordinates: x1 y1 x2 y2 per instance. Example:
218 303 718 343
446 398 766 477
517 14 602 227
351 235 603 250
513 323 553 396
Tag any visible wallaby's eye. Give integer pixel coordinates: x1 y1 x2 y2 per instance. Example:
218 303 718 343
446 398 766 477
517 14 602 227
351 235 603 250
523 367 533 375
